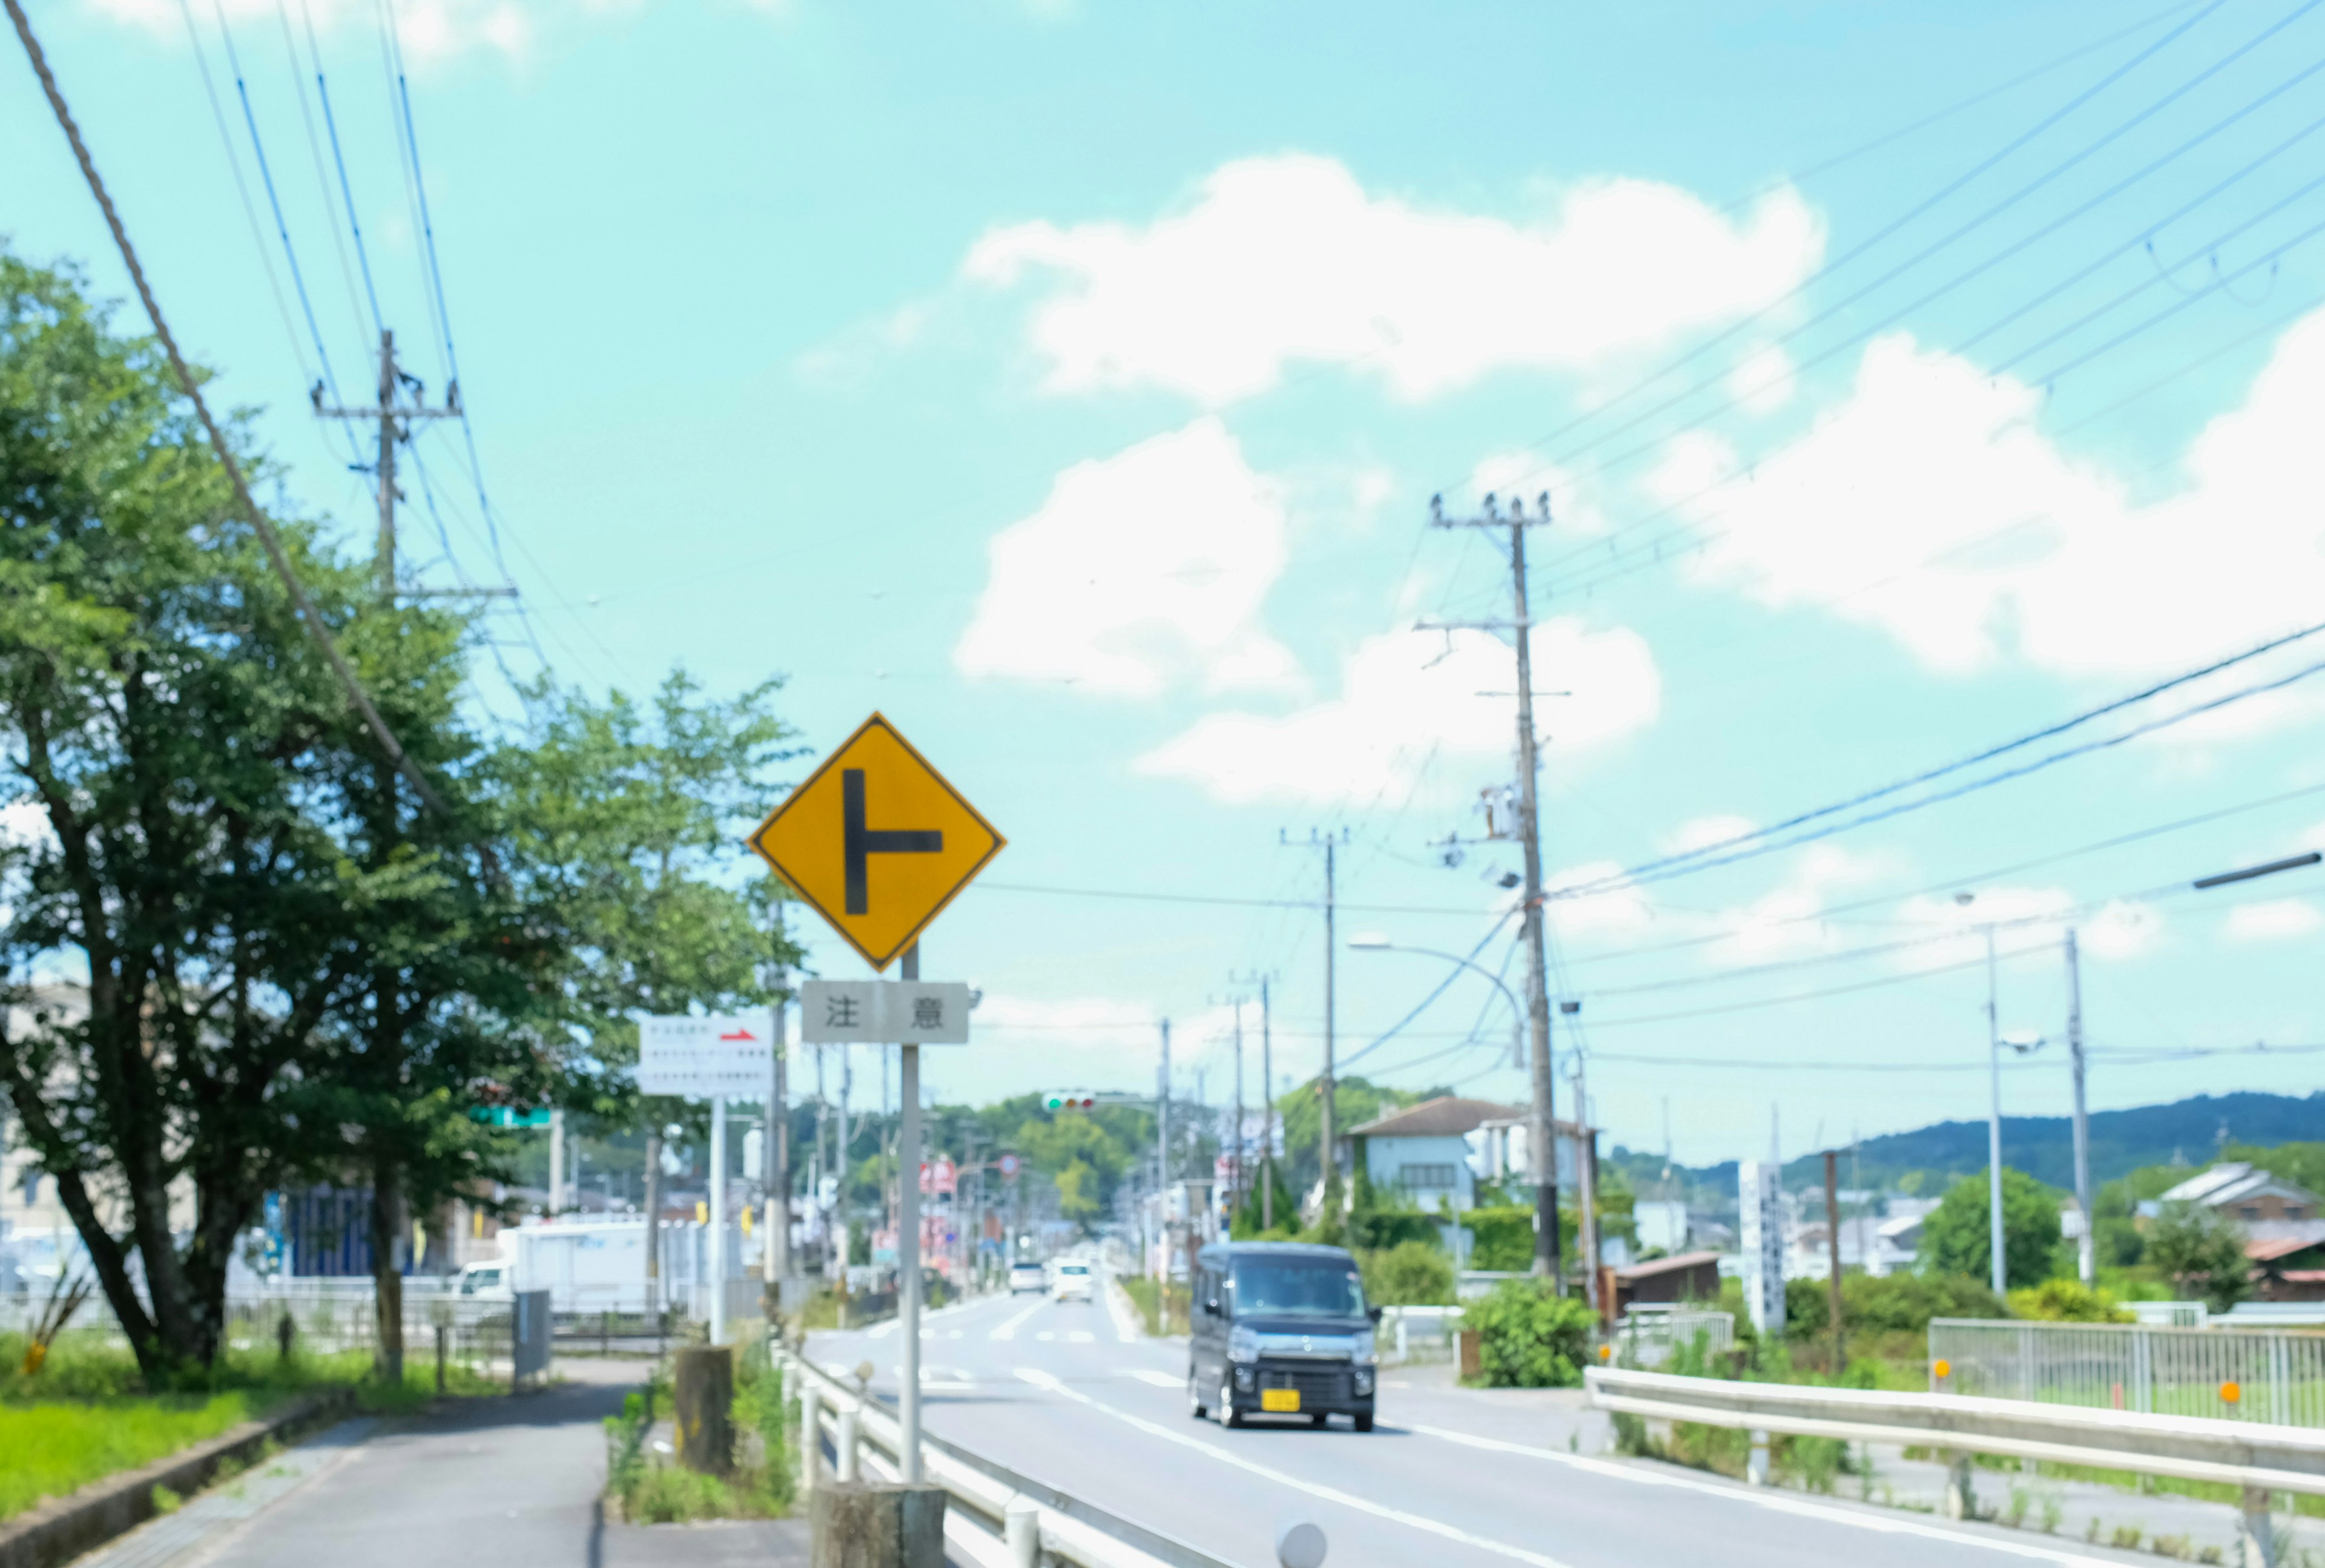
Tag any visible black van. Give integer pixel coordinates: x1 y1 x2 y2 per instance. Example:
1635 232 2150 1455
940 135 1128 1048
1186 1240 1380 1431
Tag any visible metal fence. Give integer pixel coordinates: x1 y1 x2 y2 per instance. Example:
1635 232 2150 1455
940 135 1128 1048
1612 1307 1735 1369
1 1280 516 1367
1929 1317 2325 1427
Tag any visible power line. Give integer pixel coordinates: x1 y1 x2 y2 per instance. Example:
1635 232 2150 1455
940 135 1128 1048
7 0 449 817
1549 616 2325 900
1453 0 2243 498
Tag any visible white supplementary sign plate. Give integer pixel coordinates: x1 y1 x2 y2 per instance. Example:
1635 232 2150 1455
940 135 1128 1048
637 1013 776 1097
798 980 971 1045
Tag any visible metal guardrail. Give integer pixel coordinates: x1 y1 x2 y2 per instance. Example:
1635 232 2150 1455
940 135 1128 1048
1928 1316 2325 1426
789 1352 1234 1568
1587 1365 2325 1565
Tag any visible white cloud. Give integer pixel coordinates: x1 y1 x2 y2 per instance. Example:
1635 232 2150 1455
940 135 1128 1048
953 418 1301 697
1663 814 1758 856
87 0 544 61
1135 620 1660 805
1709 843 1890 965
1677 318 2325 685
1544 860 1663 943
1462 455 1611 538
2225 898 2323 943
964 154 1823 403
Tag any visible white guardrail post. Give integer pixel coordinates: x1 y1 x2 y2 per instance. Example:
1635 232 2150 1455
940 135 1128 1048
2240 1486 2277 1568
835 1398 861 1484
1006 1500 1040 1568
799 1381 822 1494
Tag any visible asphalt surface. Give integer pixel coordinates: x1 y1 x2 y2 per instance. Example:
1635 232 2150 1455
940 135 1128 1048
808 1280 2157 1568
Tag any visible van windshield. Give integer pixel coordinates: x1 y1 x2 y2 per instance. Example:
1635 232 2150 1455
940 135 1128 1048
1231 1260 1366 1319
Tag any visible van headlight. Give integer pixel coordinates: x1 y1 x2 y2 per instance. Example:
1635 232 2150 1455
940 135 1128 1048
1349 1336 1377 1366
1228 1325 1261 1363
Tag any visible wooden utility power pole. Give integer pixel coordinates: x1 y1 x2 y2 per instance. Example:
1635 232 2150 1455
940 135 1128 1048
1282 831 1347 1226
1427 492 1562 1290
1824 1149 1845 1373
314 330 462 597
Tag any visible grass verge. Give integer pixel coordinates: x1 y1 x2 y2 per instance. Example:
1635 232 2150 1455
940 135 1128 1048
0 1329 503 1521
605 1343 796 1523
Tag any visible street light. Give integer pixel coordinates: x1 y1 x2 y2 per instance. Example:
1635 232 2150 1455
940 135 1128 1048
1347 934 1525 1070
2192 850 2321 891
1991 1029 2046 1296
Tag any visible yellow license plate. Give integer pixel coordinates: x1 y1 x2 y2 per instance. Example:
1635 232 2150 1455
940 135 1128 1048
1260 1388 1302 1413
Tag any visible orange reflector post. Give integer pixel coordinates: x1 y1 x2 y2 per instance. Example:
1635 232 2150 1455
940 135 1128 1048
1933 1358 1952 1380
2221 1380 2243 1405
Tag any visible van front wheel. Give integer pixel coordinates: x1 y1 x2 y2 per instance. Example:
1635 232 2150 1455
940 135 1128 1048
1187 1371 1207 1421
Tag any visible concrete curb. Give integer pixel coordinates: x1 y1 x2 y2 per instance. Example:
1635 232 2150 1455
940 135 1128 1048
0 1388 355 1568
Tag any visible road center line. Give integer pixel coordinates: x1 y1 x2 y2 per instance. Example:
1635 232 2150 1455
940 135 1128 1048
1403 1424 2117 1568
1123 1369 1180 1388
1012 1369 1578 1568
990 1300 1045 1341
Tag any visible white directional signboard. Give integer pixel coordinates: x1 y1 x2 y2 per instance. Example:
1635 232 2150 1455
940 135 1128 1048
798 979 972 1044
636 1013 776 1099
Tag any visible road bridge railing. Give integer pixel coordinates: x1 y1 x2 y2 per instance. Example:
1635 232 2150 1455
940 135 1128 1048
1586 1365 2325 1565
788 1351 1235 1568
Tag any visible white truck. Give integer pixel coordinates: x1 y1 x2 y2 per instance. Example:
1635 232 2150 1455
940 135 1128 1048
457 1217 721 1315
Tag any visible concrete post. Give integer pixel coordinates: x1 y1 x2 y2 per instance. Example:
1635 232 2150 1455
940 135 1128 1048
1746 1430 1770 1487
2239 1486 2277 1568
1004 1501 1040 1568
836 1401 860 1484
1944 1454 1976 1521
809 1482 946 1568
799 1383 823 1494
673 1345 734 1475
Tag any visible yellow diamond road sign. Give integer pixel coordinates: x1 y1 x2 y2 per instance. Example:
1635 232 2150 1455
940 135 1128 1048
748 713 1004 972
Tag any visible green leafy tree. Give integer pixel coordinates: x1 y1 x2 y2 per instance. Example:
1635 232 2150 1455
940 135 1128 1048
0 253 389 1378
1464 1279 1595 1387
2008 1279 2131 1322
2145 1200 2252 1311
491 671 802 1258
1920 1168 2062 1290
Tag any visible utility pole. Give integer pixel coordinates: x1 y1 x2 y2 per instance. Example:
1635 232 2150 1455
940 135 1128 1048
1232 972 1276 1230
314 329 463 598
1282 830 1347 1224
1232 996 1245 1229
1428 491 1562 1289
1985 926 2007 1299
1157 1018 1171 1279
1565 1011 1599 1318
1823 1149 1845 1374
765 900 790 1308
2066 927 2094 1287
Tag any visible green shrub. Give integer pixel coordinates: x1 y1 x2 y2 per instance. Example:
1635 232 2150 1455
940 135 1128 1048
1462 1207 1537 1273
1464 1280 1594 1388
2007 1279 2130 1323
1360 1242 1453 1306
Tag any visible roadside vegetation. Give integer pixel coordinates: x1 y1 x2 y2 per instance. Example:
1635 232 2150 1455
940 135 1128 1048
604 1347 794 1523
0 1329 500 1521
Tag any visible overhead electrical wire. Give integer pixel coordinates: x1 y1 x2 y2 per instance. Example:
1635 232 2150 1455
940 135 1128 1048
6 0 450 818
295 0 386 338
1546 616 2325 900
1445 0 2244 496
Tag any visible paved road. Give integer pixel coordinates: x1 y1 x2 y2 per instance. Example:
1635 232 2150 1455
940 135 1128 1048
808 1283 2149 1568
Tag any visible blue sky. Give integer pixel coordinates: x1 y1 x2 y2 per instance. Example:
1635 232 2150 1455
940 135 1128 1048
8 0 2325 1167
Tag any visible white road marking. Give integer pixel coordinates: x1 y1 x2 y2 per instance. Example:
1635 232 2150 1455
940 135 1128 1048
1035 1331 1055 1342
867 1319 897 1339
990 1300 1045 1342
1403 1424 2119 1567
948 1329 963 1339
1101 1273 1142 1343
1067 1330 1095 1343
1124 1369 1181 1388
1012 1369 1578 1568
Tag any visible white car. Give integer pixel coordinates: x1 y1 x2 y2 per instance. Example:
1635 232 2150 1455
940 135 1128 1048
1009 1260 1047 1294
1051 1260 1093 1301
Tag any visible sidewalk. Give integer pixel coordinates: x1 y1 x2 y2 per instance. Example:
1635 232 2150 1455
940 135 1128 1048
73 1358 808 1568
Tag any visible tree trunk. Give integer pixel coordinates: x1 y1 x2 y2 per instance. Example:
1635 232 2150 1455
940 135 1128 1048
372 1158 406 1382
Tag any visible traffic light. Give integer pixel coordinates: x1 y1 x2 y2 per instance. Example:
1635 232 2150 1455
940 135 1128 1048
1043 1090 1098 1112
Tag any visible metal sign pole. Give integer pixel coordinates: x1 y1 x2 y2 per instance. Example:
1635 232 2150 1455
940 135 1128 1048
710 1095 728 1344
898 942 923 1482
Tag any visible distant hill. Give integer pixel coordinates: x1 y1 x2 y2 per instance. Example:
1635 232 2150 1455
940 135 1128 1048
1608 1090 2325 1205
